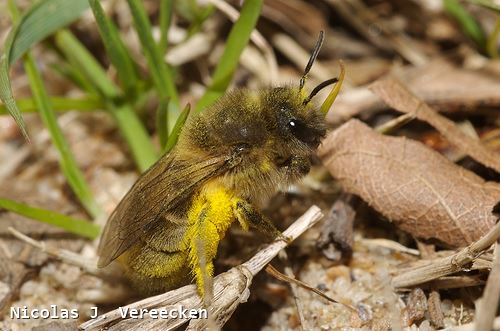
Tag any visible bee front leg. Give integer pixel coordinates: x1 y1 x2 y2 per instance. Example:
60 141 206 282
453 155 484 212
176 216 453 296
234 200 291 243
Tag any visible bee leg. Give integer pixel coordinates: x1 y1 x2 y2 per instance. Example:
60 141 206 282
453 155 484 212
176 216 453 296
186 206 219 296
234 200 291 243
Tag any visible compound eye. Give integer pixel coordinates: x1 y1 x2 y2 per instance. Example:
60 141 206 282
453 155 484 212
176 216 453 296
234 142 250 154
288 118 314 144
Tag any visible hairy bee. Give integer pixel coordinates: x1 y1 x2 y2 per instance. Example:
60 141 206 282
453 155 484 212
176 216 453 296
97 32 342 295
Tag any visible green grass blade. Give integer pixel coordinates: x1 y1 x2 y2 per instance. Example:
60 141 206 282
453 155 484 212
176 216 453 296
23 51 102 219
156 98 170 148
487 17 500 58
467 0 500 12
112 102 159 170
50 61 100 95
55 30 119 98
88 0 139 95
0 0 90 140
0 198 100 239
194 0 262 112
444 0 486 48
0 96 103 114
177 0 214 35
0 57 28 139
466 1 500 57
8 0 89 65
54 30 158 171
164 103 191 153
126 0 180 131
159 0 174 53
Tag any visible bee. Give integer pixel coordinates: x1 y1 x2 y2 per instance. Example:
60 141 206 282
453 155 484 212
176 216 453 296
97 32 343 296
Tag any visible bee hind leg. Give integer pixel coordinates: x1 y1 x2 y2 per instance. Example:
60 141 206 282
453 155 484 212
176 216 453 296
186 206 220 296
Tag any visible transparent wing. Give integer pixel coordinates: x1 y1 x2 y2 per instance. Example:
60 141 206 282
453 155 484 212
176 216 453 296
97 152 229 267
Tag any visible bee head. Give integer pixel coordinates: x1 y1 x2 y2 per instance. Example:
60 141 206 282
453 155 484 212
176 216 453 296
262 86 327 150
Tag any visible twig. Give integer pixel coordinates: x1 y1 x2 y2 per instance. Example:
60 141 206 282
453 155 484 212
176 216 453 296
360 238 420 256
265 264 354 310
375 112 416 134
392 221 500 288
241 206 323 275
277 251 307 331
165 32 215 66
397 255 492 275
422 276 484 290
7 227 121 282
474 243 500 331
80 206 323 330
8 227 97 274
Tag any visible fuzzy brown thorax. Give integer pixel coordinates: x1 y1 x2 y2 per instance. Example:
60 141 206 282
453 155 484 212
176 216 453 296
176 86 327 204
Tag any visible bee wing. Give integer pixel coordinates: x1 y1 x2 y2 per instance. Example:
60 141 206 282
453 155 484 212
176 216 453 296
97 152 230 267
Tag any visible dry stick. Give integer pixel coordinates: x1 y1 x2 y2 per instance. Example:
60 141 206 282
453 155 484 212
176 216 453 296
240 206 323 274
474 243 500 331
375 112 415 134
277 251 308 331
399 254 492 273
265 264 355 311
423 276 484 290
8 227 97 274
360 238 420 256
7 227 126 284
80 206 324 331
286 269 307 331
7 228 132 305
165 32 215 66
392 221 500 288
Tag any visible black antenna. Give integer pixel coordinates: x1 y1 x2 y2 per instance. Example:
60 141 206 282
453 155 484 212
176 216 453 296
303 78 339 105
299 31 325 90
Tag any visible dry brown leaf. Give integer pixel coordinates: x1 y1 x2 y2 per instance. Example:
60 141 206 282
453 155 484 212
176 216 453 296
318 119 500 247
369 77 500 173
329 60 500 123
388 60 500 112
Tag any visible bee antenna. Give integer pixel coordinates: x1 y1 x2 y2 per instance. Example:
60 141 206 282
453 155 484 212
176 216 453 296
303 77 339 105
299 30 325 90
